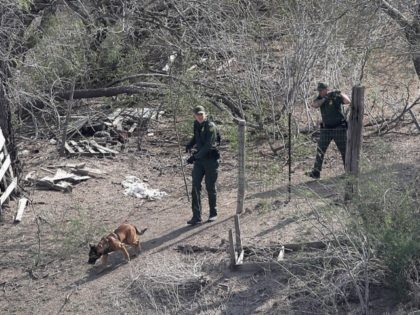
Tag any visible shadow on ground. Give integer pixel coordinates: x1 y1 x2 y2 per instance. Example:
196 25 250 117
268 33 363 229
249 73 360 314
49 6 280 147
247 162 419 201
144 215 234 254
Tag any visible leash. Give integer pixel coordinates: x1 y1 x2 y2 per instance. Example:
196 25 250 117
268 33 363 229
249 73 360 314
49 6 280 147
167 54 190 202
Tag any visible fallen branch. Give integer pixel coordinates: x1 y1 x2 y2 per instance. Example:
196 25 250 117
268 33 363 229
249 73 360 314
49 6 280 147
176 244 222 254
56 84 163 100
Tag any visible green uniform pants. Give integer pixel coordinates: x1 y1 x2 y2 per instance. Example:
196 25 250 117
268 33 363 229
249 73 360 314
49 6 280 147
314 127 347 173
191 158 219 221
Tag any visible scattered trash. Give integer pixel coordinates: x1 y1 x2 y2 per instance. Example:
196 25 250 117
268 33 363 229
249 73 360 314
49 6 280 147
19 149 30 157
121 176 167 200
59 107 164 157
36 178 73 193
25 164 106 193
36 168 90 192
14 197 28 223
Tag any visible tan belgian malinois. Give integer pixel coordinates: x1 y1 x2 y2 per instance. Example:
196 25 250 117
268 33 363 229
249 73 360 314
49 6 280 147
88 223 147 265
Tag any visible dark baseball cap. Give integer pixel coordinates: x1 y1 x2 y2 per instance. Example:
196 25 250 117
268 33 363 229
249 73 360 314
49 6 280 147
316 82 328 91
193 105 206 114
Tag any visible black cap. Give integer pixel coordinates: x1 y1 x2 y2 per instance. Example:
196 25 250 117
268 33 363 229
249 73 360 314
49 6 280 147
316 82 328 91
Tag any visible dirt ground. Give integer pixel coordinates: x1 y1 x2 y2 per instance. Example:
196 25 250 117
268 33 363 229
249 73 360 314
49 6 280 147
0 117 418 314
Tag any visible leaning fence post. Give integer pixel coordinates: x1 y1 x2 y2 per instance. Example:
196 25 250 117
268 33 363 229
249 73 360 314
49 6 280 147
287 112 292 202
59 81 75 156
345 86 365 201
236 119 246 214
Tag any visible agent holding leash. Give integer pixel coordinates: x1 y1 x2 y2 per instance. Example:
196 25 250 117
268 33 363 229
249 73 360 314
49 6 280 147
185 105 220 225
307 82 351 179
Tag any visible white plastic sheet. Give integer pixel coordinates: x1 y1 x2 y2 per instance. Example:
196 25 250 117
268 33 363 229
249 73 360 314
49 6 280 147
121 176 167 200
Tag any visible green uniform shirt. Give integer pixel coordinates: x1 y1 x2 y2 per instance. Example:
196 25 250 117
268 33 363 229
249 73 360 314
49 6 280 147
187 119 218 160
316 92 346 128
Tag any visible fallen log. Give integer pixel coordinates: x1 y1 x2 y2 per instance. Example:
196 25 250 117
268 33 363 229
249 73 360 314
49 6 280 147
176 244 222 254
242 239 348 258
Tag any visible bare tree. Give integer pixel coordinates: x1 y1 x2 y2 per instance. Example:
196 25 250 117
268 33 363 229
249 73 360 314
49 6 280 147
376 0 420 79
0 0 57 170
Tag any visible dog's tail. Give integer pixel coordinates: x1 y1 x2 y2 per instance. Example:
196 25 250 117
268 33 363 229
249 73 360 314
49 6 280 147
135 226 148 235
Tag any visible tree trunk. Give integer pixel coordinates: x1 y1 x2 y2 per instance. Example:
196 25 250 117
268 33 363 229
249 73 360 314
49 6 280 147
379 1 420 79
406 32 420 79
0 70 19 173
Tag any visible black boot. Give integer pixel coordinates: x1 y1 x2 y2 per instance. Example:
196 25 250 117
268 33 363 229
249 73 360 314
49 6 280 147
187 218 202 225
306 170 320 179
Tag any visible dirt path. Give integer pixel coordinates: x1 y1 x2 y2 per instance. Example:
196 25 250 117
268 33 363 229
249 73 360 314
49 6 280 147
0 131 418 314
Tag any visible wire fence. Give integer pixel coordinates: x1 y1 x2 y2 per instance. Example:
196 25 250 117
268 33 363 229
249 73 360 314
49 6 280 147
241 117 352 212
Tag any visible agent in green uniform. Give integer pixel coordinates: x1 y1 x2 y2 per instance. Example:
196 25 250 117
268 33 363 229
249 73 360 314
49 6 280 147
307 82 351 179
185 105 220 225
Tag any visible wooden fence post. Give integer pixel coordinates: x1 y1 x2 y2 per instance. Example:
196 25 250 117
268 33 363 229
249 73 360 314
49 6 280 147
345 86 365 201
236 119 246 214
288 112 292 202
60 81 75 156
228 229 237 267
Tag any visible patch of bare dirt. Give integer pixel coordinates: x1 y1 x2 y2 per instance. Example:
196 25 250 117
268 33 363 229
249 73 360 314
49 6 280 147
0 117 418 314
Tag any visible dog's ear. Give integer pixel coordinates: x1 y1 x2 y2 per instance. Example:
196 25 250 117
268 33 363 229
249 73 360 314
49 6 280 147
89 243 95 249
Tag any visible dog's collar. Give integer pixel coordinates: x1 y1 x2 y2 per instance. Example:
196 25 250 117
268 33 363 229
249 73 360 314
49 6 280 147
111 232 120 241
99 232 120 255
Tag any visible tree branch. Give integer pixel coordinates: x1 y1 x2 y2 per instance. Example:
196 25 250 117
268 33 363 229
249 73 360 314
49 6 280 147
379 0 412 30
55 84 163 100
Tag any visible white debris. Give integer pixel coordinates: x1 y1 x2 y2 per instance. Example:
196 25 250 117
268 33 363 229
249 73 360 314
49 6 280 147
49 138 57 145
20 149 30 157
121 176 167 200
169 54 177 63
162 64 170 72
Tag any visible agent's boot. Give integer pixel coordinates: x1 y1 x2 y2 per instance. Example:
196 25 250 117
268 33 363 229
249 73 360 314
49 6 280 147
305 169 320 179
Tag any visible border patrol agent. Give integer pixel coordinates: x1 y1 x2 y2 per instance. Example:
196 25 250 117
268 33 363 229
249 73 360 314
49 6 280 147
185 105 219 225
307 82 351 179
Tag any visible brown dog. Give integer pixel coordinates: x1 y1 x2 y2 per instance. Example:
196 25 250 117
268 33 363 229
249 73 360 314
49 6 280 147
88 223 147 265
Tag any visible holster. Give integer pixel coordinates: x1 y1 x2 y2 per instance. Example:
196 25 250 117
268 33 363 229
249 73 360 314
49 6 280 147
208 148 220 160
321 121 347 129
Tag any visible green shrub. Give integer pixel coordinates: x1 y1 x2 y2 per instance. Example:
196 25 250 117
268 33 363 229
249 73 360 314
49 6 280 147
352 170 419 298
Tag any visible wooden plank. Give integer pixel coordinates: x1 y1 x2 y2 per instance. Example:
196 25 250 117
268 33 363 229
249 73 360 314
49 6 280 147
0 152 4 162
69 140 85 154
78 141 94 155
2 146 14 179
80 141 97 154
89 140 119 154
128 123 138 135
89 141 108 154
0 129 5 152
0 155 11 182
14 197 28 223
64 142 75 154
0 177 17 205
229 229 236 267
